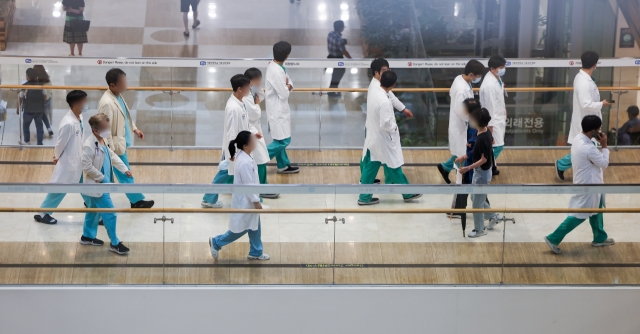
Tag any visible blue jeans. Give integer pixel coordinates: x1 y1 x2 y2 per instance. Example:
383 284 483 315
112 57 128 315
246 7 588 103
267 137 291 169
81 194 120 246
211 220 263 257
113 151 145 204
471 167 497 231
202 169 234 204
23 112 44 145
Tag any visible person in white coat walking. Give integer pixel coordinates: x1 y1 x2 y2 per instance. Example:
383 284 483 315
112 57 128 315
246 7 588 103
243 67 279 199
544 115 614 254
265 41 300 175
479 55 508 176
209 131 269 260
437 60 485 184
34 90 87 225
367 58 413 117
555 51 611 181
80 113 131 255
358 71 421 205
202 74 261 208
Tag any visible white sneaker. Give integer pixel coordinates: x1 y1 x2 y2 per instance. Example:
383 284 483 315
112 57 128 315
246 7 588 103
487 214 503 230
468 228 487 238
261 204 271 209
247 253 270 260
208 237 218 259
201 201 223 208
544 236 562 254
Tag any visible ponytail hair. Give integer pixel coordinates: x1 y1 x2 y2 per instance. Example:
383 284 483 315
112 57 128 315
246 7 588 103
228 130 253 161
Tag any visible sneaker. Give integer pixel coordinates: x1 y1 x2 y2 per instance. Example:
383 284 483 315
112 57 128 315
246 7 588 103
248 254 270 260
201 200 223 208
131 200 155 209
358 198 380 206
37 214 57 225
555 160 565 181
79 235 104 246
544 236 562 254
487 214 503 230
261 204 271 209
109 242 130 255
358 179 381 184
47 129 54 137
592 238 615 247
209 237 219 259
437 164 451 184
260 194 280 199
277 166 300 174
468 228 487 238
404 194 422 202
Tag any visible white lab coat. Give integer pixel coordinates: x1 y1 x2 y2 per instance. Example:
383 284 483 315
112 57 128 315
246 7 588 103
363 85 404 168
243 91 270 165
568 133 609 219
49 110 84 184
81 133 129 198
229 150 260 233
568 70 603 145
479 73 507 147
265 62 293 140
366 78 406 114
448 75 474 157
222 95 250 176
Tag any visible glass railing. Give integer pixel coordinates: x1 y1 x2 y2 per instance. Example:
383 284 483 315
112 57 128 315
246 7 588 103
0 183 638 285
1 57 639 149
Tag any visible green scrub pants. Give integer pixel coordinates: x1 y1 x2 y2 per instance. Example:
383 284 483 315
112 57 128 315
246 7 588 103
556 153 572 172
358 149 413 203
493 145 504 161
546 199 608 246
267 137 291 169
440 155 458 173
258 164 268 185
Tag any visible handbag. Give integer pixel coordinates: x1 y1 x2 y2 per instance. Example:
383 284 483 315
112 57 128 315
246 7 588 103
70 19 91 33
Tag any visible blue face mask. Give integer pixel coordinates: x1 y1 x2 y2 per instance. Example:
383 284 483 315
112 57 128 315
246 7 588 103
472 77 481 84
82 104 89 113
497 68 506 77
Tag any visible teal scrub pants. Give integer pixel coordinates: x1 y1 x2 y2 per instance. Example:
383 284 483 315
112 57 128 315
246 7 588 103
359 149 412 203
267 137 291 169
40 193 67 215
211 219 263 257
113 151 145 204
258 164 268 185
556 153 572 172
440 155 458 173
493 145 504 161
203 169 234 205
81 194 120 246
546 199 607 246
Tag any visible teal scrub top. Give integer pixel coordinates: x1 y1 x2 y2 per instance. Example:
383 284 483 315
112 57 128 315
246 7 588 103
100 145 112 183
116 95 132 148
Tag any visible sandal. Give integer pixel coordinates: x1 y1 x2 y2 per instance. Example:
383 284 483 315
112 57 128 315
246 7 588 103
192 20 200 29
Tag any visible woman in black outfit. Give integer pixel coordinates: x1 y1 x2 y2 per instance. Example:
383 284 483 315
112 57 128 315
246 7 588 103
62 0 87 56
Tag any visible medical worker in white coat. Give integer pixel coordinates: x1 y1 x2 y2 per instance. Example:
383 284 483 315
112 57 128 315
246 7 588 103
265 41 299 175
243 67 279 199
34 90 87 225
544 115 614 254
358 71 422 206
202 74 258 208
479 55 508 175
209 131 269 260
555 51 611 181
437 60 485 184
366 58 413 117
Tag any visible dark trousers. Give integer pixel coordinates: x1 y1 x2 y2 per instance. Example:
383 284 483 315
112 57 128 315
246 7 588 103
328 54 345 89
23 112 44 145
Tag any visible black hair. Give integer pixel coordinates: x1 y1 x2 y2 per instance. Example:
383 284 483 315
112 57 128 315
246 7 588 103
228 131 253 158
370 58 389 77
244 67 262 80
581 115 602 133
26 68 37 80
105 68 126 87
487 55 507 70
66 90 88 108
462 98 482 114
333 20 345 31
230 74 250 92
470 108 492 128
273 41 292 62
380 70 397 88
581 51 599 69
464 60 486 76
627 106 639 117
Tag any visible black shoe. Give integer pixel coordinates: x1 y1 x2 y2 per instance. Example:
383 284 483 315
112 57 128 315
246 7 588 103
192 20 200 29
110 242 130 255
131 200 155 209
37 214 57 224
277 166 300 174
98 219 104 226
80 235 104 246
358 198 380 206
555 160 565 181
492 166 500 176
83 202 88 208
437 164 451 184
359 179 381 184
260 194 280 199
327 92 342 98
404 194 422 202
33 214 42 223
48 130 54 137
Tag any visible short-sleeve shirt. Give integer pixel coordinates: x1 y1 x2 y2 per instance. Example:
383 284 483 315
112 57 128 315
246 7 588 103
62 0 85 17
327 31 345 57
473 131 494 171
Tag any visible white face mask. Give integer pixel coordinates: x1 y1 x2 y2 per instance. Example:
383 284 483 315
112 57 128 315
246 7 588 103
98 129 111 138
82 104 89 113
471 76 481 84
497 68 506 77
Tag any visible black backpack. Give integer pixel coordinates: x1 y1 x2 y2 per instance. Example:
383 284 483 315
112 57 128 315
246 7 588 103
22 81 45 114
